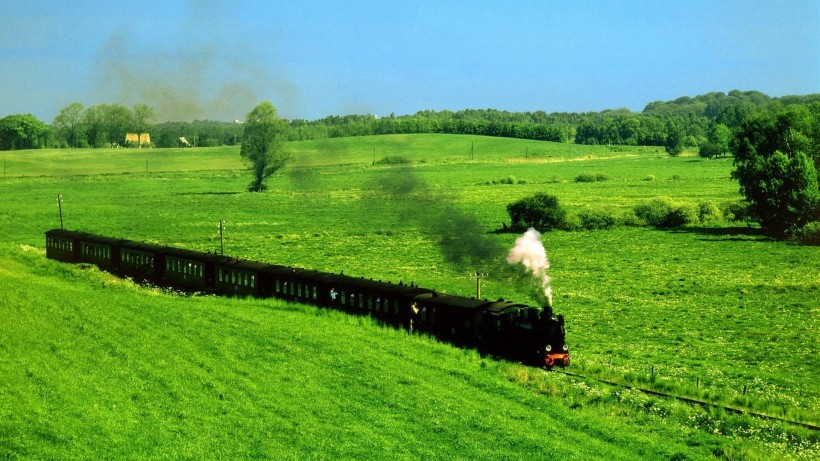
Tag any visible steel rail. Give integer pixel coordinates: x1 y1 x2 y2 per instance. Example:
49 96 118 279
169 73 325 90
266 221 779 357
551 369 819 431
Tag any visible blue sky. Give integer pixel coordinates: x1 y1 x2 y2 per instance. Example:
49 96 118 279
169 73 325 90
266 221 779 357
1 0 818 122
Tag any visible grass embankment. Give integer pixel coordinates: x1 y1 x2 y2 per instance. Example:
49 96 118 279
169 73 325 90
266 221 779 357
0 245 760 460
1 134 818 458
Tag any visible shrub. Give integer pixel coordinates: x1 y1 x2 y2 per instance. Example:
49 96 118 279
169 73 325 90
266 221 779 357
577 207 620 230
643 174 656 181
667 203 699 227
671 174 681 181
486 176 525 185
574 172 609 183
697 201 723 223
721 200 750 222
619 211 645 227
634 198 698 228
375 156 411 165
792 221 820 246
506 193 568 232
549 175 563 183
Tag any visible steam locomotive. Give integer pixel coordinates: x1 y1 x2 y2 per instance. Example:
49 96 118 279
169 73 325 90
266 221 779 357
45 228 569 368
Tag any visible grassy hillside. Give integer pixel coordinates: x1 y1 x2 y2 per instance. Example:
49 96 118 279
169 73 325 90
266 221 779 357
0 244 809 460
1 134 818 458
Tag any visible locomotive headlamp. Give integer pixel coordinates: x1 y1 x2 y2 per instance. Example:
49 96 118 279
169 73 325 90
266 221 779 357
545 345 552 352
562 345 568 351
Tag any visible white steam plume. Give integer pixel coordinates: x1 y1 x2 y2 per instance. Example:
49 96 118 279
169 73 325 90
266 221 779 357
506 228 553 307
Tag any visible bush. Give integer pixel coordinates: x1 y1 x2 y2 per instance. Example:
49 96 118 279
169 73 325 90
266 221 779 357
634 198 698 228
375 156 411 165
792 221 820 245
697 201 723 223
722 201 750 222
643 174 656 181
667 203 699 227
577 207 620 230
506 193 568 232
575 172 609 183
485 176 525 185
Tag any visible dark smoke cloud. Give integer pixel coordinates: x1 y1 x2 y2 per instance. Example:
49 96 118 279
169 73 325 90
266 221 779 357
93 1 297 122
365 166 554 305
368 167 508 275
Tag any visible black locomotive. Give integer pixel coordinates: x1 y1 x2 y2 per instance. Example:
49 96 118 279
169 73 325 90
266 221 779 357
45 228 569 368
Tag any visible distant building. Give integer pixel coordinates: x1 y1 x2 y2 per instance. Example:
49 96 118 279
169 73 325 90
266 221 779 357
125 133 151 147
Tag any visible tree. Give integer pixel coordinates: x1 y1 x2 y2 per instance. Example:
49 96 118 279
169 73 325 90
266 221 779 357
664 122 684 157
131 103 156 141
699 123 731 159
240 101 290 192
731 105 820 236
82 104 106 147
52 102 86 148
0 114 49 150
506 193 567 232
102 103 132 146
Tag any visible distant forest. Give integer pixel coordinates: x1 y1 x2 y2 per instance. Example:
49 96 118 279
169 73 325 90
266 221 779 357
2 90 818 151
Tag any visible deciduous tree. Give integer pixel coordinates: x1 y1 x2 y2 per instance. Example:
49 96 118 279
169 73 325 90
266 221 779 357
240 101 290 192
731 104 819 236
52 102 86 148
0 114 49 150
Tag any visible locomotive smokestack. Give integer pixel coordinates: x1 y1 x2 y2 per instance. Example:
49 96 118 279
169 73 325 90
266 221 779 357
506 227 553 307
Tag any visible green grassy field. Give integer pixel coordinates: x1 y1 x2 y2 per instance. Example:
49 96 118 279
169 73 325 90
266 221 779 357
1 134 818 459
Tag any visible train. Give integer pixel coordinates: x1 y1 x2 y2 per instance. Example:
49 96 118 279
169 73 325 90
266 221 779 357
45 228 570 368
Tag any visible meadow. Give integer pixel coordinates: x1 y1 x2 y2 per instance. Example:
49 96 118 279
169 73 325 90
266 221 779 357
1 134 818 459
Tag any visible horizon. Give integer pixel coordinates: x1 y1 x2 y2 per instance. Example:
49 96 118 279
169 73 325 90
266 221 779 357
2 0 818 123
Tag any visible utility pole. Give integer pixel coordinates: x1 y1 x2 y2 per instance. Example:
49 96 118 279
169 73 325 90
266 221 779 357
219 219 225 255
469 141 474 160
471 272 487 299
57 194 64 229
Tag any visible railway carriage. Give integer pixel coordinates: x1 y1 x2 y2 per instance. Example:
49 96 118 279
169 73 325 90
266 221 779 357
76 234 123 271
162 247 228 292
118 241 167 281
45 229 82 262
214 259 272 298
322 275 433 327
412 293 490 345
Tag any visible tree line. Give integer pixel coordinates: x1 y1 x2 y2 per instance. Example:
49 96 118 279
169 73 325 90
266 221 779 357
1 90 817 154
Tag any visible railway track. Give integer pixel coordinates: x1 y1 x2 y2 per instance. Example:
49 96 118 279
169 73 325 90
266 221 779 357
552 369 819 431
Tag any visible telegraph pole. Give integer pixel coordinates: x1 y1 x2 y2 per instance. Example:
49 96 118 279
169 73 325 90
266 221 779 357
471 272 487 299
57 194 64 229
219 220 225 255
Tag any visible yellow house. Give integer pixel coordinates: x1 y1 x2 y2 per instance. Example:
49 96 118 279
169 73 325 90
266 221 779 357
125 133 151 147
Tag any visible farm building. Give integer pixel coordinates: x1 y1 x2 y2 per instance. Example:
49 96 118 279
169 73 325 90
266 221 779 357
125 133 151 147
